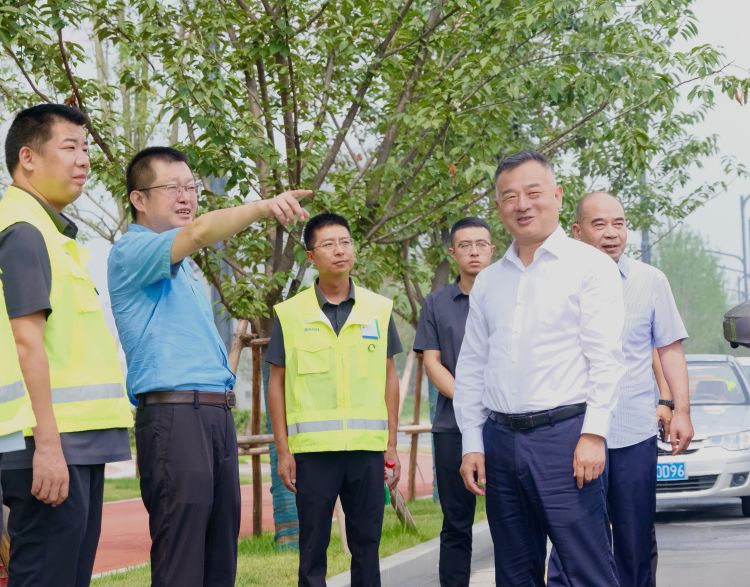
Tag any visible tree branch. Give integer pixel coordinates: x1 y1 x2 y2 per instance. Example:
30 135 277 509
57 29 117 163
310 0 416 190
2 44 53 102
293 1 330 35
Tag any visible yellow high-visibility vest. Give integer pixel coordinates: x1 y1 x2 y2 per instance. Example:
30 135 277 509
0 276 36 436
274 283 392 453
0 187 132 434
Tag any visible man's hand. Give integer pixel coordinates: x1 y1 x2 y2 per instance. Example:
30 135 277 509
573 433 606 489
264 190 312 226
384 447 401 490
669 411 694 455
32 443 69 506
460 452 486 496
656 405 672 441
277 449 297 493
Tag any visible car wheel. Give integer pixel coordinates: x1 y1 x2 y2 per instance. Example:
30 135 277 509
742 497 750 517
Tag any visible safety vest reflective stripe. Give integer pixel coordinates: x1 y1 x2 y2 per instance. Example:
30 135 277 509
51 383 126 404
0 380 25 403
288 420 344 435
287 418 388 436
347 418 387 431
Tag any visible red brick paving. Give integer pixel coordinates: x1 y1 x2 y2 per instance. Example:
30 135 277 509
93 451 435 575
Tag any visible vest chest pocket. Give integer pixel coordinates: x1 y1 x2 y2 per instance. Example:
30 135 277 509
60 243 100 313
294 342 337 410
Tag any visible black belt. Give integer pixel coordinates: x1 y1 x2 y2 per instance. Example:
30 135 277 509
489 402 586 430
138 391 236 408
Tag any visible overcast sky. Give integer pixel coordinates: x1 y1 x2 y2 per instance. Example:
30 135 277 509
679 0 750 268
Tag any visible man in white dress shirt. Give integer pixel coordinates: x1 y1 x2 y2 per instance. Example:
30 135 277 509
454 151 626 586
548 191 693 587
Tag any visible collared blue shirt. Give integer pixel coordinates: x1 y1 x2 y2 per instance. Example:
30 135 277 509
608 254 688 449
108 224 236 403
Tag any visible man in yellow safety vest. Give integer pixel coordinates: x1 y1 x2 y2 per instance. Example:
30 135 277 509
267 212 402 587
0 104 132 587
0 277 36 536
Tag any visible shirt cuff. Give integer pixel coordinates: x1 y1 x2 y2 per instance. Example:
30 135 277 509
581 405 611 439
461 426 485 456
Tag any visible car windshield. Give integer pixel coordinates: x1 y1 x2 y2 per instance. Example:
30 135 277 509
688 362 749 405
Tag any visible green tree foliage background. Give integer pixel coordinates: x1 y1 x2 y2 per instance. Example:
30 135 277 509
2 0 749 546
654 228 732 354
1 0 748 334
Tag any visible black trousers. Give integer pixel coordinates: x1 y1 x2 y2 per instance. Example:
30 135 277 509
434 432 476 587
136 401 241 587
295 451 384 587
1 464 104 587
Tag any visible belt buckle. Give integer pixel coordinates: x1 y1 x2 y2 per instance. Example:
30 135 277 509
509 414 532 430
225 391 237 408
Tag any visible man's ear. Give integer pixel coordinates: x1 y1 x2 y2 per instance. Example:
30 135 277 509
571 223 582 240
17 146 34 173
130 190 147 214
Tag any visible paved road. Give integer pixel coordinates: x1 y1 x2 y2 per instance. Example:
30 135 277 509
468 498 750 586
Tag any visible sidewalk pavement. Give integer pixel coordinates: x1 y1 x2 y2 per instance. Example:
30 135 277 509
94 451 436 575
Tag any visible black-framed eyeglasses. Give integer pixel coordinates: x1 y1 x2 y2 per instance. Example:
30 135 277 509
136 181 202 198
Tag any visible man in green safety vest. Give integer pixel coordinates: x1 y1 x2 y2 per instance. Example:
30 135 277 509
0 104 133 587
267 212 402 587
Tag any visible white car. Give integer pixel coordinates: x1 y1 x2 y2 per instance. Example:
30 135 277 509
656 354 750 516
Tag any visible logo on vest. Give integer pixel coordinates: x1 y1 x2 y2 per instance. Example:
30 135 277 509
304 327 320 332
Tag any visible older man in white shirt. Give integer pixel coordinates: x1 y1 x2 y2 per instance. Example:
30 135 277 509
454 151 625 586
548 191 693 587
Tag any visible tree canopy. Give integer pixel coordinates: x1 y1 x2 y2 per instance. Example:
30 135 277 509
1 0 747 332
654 228 732 355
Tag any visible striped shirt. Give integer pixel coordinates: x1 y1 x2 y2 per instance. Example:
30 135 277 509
608 255 688 449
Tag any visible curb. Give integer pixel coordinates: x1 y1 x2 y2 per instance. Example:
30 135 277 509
327 521 492 587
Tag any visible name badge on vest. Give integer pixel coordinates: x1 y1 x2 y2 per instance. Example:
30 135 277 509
361 319 380 340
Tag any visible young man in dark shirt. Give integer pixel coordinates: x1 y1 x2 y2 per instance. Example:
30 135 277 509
413 217 495 587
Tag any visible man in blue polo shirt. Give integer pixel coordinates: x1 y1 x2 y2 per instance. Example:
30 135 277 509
414 217 495 587
108 146 310 587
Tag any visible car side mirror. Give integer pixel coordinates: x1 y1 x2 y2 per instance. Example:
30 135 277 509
724 301 750 349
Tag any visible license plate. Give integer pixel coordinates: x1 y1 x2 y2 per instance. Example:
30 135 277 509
657 462 687 481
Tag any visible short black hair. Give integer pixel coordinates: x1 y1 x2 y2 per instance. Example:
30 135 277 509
450 217 491 244
494 150 552 180
303 212 351 250
126 146 188 220
5 104 89 175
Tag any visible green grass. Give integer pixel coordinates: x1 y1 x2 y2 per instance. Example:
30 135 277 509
93 497 486 586
103 475 258 502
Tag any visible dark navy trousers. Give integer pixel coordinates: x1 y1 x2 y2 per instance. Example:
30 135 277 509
136 402 241 587
548 435 657 587
434 432 476 587
2 464 104 587
294 450 384 587
483 413 618 587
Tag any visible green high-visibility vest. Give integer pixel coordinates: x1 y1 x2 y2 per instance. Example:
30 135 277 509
0 277 36 436
274 283 392 453
0 187 132 434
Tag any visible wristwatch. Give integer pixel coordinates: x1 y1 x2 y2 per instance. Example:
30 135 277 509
658 399 675 410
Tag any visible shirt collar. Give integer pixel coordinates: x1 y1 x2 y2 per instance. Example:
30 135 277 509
449 279 468 299
617 254 631 278
13 186 78 239
314 278 355 309
129 223 154 234
503 225 566 268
